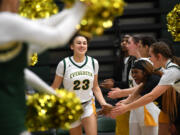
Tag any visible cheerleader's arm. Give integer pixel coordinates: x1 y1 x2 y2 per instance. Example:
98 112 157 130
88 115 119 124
35 7 69 26
24 68 57 95
0 1 86 48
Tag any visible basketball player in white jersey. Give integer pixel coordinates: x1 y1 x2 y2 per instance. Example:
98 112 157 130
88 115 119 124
51 34 112 135
110 42 180 134
108 35 160 135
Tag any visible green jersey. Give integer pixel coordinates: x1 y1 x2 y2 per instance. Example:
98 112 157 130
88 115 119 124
0 43 28 135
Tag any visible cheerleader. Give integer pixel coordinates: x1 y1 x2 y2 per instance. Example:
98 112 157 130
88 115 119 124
0 0 87 135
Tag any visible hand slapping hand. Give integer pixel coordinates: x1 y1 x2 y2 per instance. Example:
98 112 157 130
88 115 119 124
109 102 129 119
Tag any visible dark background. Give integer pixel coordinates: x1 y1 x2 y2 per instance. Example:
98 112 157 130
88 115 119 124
29 0 179 84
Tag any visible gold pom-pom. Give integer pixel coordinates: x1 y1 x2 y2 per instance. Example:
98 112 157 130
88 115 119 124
167 4 180 42
19 0 59 66
26 89 83 131
63 0 126 36
18 0 59 20
29 53 38 66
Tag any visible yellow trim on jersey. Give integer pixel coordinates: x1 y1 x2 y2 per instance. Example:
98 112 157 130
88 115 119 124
0 42 22 62
116 112 129 135
0 42 17 50
91 98 96 115
144 106 157 126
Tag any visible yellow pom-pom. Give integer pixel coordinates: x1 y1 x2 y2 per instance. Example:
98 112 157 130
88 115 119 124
29 53 38 66
63 0 126 36
167 4 180 42
19 0 59 66
26 89 83 131
18 0 59 20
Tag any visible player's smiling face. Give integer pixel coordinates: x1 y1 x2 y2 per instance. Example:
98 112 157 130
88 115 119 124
71 36 88 56
131 68 144 84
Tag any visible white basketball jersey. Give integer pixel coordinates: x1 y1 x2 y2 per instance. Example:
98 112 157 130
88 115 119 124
62 56 95 103
165 61 180 93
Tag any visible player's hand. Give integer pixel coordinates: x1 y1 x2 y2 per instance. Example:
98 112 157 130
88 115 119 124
107 87 123 99
109 103 128 119
56 93 62 98
100 79 114 89
116 99 127 105
97 103 114 116
76 0 92 7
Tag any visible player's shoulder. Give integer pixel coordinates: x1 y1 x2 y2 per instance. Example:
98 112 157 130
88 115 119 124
61 56 72 62
167 62 180 70
57 57 69 65
166 63 180 76
87 56 98 62
63 56 70 61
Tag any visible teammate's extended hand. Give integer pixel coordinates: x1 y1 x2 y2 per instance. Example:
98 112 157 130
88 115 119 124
100 78 114 89
109 103 128 119
56 93 62 98
97 103 114 116
107 87 124 99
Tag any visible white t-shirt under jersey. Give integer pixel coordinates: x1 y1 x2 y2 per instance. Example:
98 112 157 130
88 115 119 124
56 56 99 103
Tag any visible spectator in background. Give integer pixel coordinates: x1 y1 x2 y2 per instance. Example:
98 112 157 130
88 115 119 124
100 34 136 90
100 34 135 135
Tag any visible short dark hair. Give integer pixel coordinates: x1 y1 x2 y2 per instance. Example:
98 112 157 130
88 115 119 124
131 34 142 44
141 35 156 47
131 34 156 47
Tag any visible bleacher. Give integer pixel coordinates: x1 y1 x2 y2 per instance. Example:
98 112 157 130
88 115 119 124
29 0 179 134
